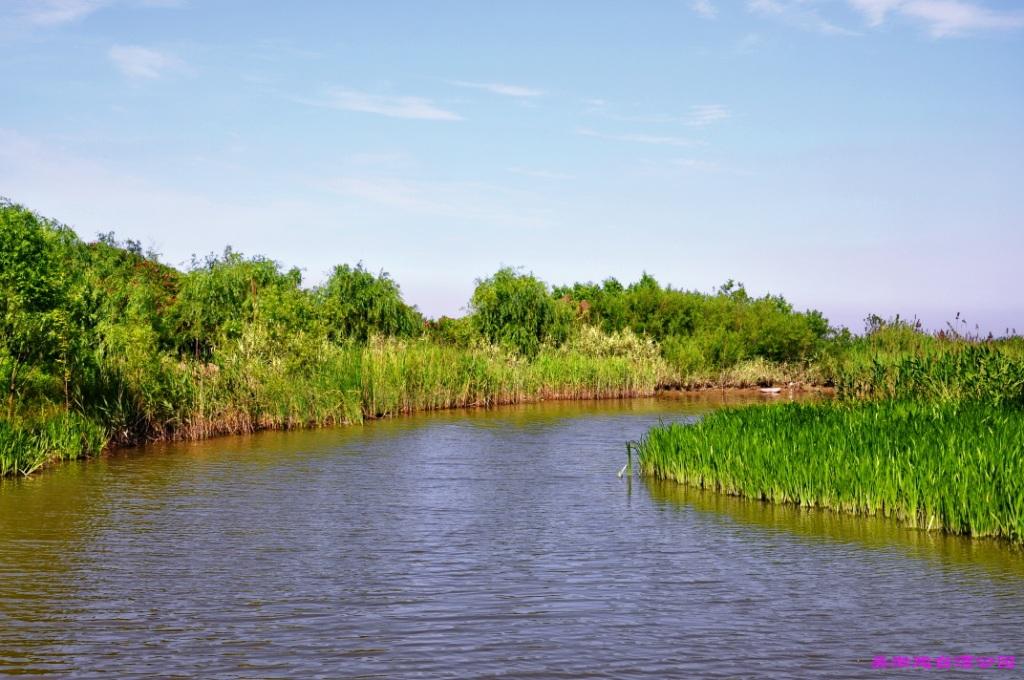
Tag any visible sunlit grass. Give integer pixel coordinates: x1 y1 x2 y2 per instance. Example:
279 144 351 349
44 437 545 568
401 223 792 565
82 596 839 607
1 335 671 475
636 400 1024 543
0 412 105 476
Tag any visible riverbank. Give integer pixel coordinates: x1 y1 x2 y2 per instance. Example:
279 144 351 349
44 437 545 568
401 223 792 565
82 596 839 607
2 336 672 476
2 367 833 478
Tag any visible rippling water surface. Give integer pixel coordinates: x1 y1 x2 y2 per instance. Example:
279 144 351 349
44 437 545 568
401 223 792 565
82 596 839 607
1 395 1022 678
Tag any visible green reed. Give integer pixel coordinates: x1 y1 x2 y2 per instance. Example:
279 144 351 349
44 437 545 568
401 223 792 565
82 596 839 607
0 412 106 476
636 400 1024 542
358 337 667 418
0 335 670 476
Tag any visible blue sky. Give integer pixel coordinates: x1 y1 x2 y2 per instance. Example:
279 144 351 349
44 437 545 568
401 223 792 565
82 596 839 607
1 0 1022 333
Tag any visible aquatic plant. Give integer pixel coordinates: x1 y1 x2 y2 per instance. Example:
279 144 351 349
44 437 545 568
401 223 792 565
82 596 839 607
0 412 105 476
636 400 1024 543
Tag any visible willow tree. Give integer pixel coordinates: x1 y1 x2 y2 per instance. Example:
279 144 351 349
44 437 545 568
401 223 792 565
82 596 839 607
0 201 79 416
317 264 422 343
470 267 573 357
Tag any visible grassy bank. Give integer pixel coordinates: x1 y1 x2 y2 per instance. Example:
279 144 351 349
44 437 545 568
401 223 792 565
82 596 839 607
637 336 1024 543
0 412 106 476
637 400 1024 542
0 336 670 476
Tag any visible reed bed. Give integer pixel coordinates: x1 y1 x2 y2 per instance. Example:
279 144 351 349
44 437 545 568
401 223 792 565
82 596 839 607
359 337 667 417
664 357 821 390
0 337 670 475
636 400 1024 543
0 412 105 476
833 344 1024 406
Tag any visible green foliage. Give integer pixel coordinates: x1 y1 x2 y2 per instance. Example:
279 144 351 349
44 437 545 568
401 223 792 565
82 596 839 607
0 201 88 417
819 316 1024 406
318 264 422 342
424 315 478 347
471 268 572 357
0 202 435 473
556 274 831 373
0 411 105 476
637 400 1024 543
638 318 1024 543
171 249 312 360
359 336 667 418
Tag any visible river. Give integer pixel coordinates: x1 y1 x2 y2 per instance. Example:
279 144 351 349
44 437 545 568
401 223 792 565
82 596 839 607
1 396 1022 678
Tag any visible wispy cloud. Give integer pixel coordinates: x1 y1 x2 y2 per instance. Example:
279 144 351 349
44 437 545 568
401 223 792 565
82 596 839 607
322 174 552 229
684 104 731 126
748 0 860 35
450 80 543 97
21 0 109 24
850 0 902 24
670 157 752 176
849 0 1024 36
672 158 725 172
16 0 182 25
577 128 698 147
691 0 717 19
311 89 463 121
108 45 184 79
748 0 785 15
584 101 731 127
508 166 575 180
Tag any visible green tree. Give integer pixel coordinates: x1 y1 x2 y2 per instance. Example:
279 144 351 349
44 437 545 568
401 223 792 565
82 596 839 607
0 202 78 416
470 267 571 356
171 249 304 359
317 264 422 342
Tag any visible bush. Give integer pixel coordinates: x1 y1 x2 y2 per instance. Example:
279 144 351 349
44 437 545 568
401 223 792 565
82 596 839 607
470 268 572 357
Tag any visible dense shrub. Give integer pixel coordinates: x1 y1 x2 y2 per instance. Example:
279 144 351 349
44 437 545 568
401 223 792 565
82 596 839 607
470 267 573 357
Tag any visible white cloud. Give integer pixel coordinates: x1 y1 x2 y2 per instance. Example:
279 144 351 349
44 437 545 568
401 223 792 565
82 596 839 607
672 158 724 172
15 0 181 25
691 0 717 19
508 166 575 180
850 0 1024 36
685 104 731 126
315 89 462 121
584 102 731 127
450 81 543 97
748 0 785 14
321 175 552 229
20 0 108 24
748 0 860 35
108 45 184 79
849 0 902 25
577 128 698 147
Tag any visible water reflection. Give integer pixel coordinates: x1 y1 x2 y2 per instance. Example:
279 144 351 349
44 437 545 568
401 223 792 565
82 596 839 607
646 479 1024 582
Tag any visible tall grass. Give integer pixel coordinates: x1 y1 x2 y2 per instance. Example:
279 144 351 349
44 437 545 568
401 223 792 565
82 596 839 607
818 320 1024 405
636 400 1024 543
359 336 667 417
0 335 671 475
663 356 822 390
830 343 1024 406
0 412 105 476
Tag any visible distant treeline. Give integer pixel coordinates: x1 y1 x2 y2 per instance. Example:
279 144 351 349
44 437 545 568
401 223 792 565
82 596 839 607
1 198 1020 475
